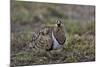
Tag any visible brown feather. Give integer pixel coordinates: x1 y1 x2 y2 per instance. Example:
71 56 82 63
53 26 66 45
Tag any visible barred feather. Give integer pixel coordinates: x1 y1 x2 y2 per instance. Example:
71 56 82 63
29 20 66 51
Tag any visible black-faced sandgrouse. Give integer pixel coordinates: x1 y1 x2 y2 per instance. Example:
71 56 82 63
30 20 66 51
52 20 66 49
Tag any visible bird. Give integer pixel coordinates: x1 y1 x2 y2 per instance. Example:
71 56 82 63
29 20 66 51
52 20 66 49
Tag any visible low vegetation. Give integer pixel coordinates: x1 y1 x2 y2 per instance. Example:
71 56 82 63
11 1 95 67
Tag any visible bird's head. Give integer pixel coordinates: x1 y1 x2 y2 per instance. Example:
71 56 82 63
56 20 63 27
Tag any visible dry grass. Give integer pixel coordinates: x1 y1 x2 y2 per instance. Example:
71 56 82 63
11 1 95 67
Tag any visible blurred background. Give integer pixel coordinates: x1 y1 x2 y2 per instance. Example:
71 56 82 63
11 1 95 33
11 1 95 66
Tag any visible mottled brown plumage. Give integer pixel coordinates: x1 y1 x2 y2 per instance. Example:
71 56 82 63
53 25 66 45
30 20 66 50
